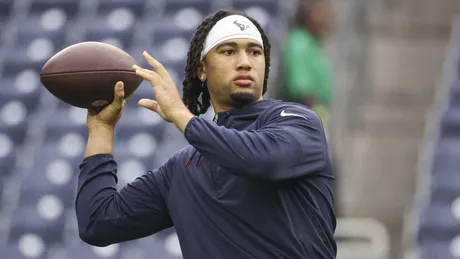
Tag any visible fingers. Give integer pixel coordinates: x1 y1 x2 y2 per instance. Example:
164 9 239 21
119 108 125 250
138 98 158 112
133 65 161 86
112 81 125 110
141 51 171 81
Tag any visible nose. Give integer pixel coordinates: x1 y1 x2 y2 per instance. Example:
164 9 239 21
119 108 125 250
236 52 251 71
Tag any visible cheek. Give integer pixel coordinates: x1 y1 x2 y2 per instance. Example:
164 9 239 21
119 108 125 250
256 61 266 82
209 64 232 85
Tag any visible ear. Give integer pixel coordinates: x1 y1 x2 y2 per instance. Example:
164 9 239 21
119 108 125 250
196 60 207 82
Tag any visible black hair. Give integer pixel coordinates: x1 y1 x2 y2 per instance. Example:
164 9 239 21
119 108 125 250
291 0 322 29
182 9 271 115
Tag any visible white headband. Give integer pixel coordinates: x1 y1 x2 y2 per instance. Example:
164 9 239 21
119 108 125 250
200 15 264 60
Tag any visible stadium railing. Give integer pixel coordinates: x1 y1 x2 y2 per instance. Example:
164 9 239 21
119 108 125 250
336 217 390 259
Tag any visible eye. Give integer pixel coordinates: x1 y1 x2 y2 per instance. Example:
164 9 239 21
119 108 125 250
250 50 262 56
222 49 235 55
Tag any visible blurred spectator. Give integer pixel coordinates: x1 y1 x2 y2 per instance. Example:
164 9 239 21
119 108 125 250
282 0 333 125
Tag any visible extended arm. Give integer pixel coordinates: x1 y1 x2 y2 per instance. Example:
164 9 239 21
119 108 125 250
184 106 327 181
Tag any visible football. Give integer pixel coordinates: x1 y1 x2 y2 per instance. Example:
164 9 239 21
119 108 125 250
40 41 143 112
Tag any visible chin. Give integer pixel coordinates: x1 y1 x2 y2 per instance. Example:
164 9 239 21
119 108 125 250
230 92 258 108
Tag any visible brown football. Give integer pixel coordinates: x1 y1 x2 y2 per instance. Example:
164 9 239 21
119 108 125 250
40 41 143 112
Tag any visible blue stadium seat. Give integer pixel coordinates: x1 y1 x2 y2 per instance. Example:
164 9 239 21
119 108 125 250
4 30 66 68
30 0 80 10
44 109 88 137
0 67 42 113
232 0 279 23
430 172 460 203
430 147 460 202
98 0 146 10
139 239 182 259
9 205 66 245
0 132 17 177
419 242 457 259
27 0 80 27
164 0 210 16
418 203 460 243
450 86 460 108
0 0 13 36
0 155 16 176
66 240 140 259
152 29 193 47
18 175 76 209
89 0 144 36
84 29 135 50
1 243 49 259
159 1 210 34
441 108 460 137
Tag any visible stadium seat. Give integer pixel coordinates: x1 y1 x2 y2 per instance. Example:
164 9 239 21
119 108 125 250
6 0 77 67
164 0 210 18
231 0 278 27
0 0 13 36
160 2 210 34
441 108 460 137
84 29 135 51
27 0 80 31
0 132 17 177
4 30 66 69
89 0 144 38
18 174 76 210
30 0 81 10
418 203 460 243
44 107 88 136
98 0 146 10
66 240 137 259
449 84 460 106
8 205 66 245
1 243 49 259
431 174 460 203
37 135 87 170
0 66 42 112
419 241 458 259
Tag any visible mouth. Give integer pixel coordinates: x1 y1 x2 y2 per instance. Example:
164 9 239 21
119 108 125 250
233 75 254 87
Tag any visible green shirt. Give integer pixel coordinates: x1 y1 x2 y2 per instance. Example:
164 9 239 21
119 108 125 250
283 29 333 107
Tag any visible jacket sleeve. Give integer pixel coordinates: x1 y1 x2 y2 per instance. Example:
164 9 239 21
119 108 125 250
184 105 327 181
75 154 173 247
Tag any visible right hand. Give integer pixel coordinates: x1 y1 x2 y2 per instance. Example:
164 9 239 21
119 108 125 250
86 81 132 131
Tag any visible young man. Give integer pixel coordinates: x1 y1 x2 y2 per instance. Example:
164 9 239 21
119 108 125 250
77 9 337 259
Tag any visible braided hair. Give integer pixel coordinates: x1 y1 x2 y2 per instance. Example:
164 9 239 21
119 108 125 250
182 9 271 115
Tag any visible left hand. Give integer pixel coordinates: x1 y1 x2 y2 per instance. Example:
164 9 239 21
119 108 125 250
132 51 189 123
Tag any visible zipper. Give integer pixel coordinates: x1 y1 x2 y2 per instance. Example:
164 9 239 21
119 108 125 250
213 114 218 123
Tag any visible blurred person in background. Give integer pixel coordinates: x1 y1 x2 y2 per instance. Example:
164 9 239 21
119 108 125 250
282 0 333 127
282 0 340 215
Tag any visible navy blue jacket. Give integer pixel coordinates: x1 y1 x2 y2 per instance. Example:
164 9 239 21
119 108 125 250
76 99 337 259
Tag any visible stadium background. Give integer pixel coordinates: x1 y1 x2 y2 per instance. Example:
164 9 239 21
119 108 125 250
0 0 459 258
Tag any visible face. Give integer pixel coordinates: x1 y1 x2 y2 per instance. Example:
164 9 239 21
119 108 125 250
306 2 331 39
198 38 265 110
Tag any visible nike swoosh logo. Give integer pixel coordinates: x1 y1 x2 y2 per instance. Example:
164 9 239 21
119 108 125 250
280 110 307 120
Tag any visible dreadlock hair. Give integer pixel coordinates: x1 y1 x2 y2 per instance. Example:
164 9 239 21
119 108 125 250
182 9 272 116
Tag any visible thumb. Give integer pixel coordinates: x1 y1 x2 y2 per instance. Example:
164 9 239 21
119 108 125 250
112 81 125 110
138 98 159 112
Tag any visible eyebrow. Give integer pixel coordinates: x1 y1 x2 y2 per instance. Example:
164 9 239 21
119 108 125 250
215 41 263 50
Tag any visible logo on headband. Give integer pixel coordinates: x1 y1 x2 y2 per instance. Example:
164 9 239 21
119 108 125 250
233 20 250 31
